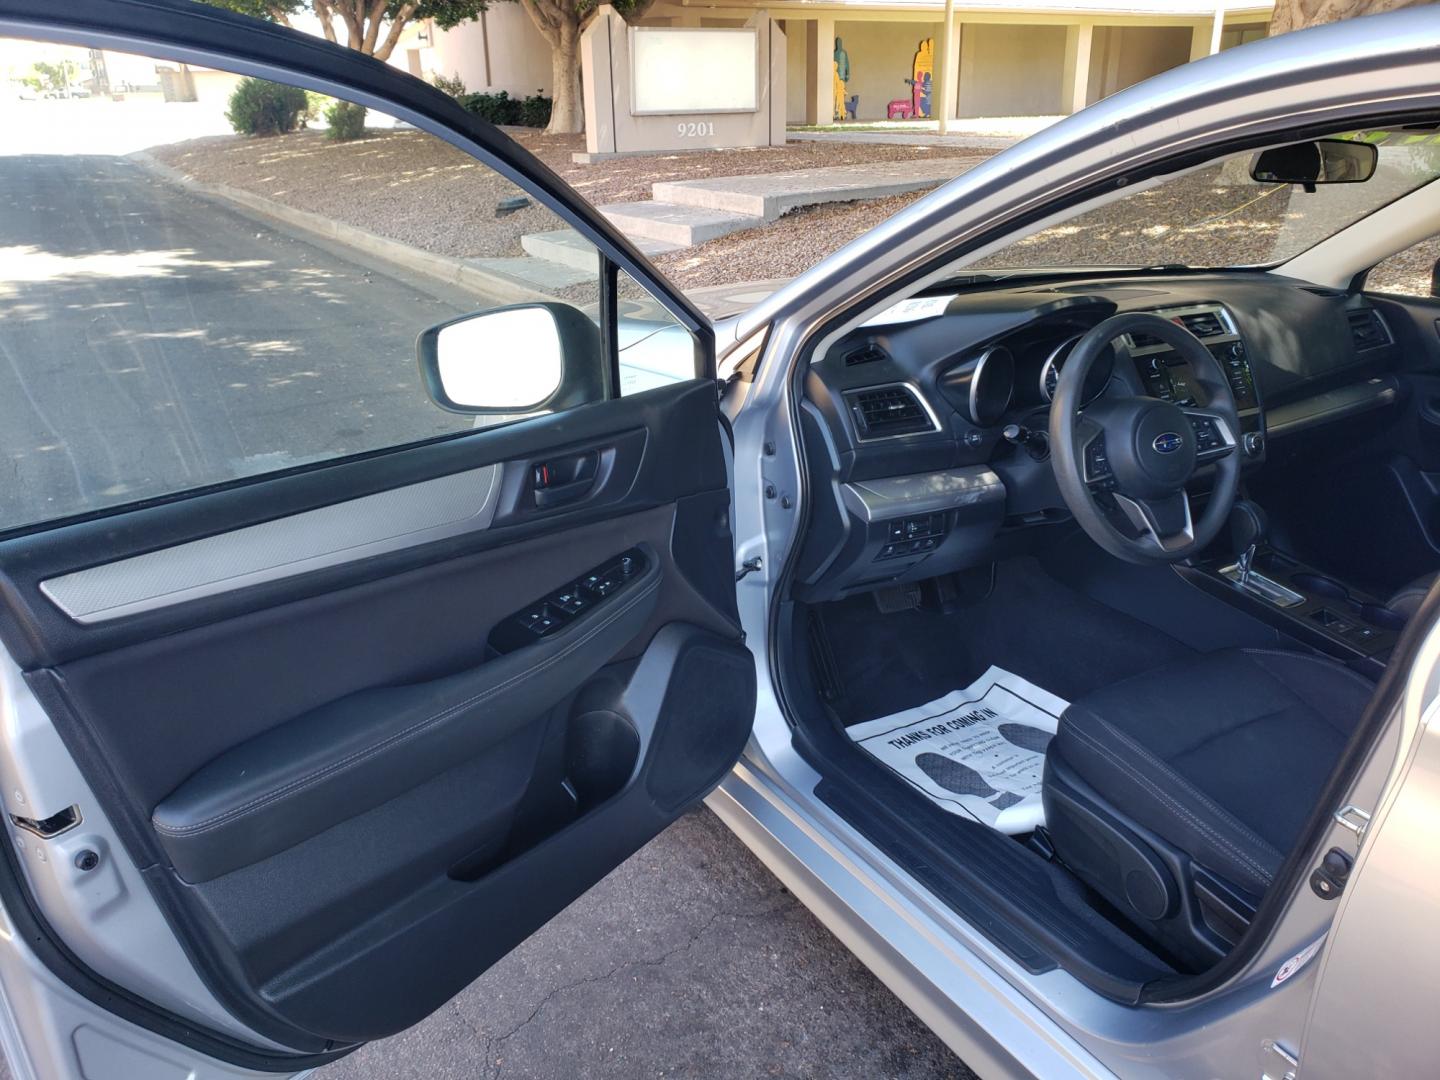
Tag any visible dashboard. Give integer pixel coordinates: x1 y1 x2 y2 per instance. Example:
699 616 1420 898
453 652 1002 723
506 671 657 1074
793 272 1401 601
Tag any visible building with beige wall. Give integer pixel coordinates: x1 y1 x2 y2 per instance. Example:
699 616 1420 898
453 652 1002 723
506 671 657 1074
419 0 1272 126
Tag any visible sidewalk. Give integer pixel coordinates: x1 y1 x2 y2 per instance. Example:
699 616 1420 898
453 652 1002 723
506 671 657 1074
587 154 989 249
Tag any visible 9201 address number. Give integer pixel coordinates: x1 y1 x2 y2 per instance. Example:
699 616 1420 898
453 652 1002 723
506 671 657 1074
677 121 716 138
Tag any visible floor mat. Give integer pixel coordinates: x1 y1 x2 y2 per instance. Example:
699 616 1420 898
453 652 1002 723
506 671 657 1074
847 666 1068 833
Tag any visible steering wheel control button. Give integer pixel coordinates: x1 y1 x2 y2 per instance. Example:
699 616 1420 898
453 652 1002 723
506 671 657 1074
1084 437 1114 488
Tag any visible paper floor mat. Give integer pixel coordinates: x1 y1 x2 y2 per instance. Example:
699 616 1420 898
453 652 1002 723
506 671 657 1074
846 665 1069 834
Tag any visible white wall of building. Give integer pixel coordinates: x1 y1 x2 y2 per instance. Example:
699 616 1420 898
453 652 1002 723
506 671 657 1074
1086 24 1192 104
781 19 808 123
957 24 1068 117
429 6 553 98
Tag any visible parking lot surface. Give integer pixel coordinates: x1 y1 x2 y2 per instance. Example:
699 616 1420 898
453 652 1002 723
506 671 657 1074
317 808 975 1080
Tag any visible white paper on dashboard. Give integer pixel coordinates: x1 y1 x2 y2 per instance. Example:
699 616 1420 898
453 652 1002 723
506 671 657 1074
846 666 1069 833
858 295 954 328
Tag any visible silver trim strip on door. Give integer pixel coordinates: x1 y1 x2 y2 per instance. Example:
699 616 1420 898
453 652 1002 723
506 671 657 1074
40 465 504 624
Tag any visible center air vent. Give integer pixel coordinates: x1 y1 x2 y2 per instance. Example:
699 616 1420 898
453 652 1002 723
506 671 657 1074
845 385 935 439
1176 310 1227 338
1347 307 1391 351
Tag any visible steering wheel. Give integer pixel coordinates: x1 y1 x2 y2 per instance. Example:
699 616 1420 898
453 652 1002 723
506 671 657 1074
1048 313 1241 565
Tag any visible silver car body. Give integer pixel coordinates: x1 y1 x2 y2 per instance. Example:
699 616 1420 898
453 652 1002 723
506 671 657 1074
0 7 1438 1079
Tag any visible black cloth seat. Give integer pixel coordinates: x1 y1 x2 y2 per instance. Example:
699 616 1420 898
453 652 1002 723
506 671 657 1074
1046 648 1372 900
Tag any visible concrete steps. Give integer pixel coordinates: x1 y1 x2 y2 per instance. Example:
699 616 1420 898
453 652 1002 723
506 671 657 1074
520 229 683 272
650 157 983 219
597 201 764 247
521 155 988 262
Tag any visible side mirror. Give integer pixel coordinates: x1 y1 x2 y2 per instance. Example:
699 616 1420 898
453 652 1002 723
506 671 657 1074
416 303 604 415
1430 257 1440 299
1250 139 1378 191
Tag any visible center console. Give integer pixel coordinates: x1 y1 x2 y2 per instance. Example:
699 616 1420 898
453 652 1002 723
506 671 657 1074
1128 305 1267 462
1182 540 1400 676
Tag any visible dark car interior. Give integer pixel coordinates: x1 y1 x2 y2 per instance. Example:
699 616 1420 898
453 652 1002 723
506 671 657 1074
777 267 1438 996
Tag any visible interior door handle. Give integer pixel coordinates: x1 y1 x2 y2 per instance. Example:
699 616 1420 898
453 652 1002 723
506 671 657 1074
532 451 598 509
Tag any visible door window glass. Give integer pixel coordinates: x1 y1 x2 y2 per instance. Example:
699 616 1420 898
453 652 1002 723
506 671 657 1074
0 39 695 533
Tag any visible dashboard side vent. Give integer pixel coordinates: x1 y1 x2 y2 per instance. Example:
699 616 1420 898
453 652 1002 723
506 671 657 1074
846 385 935 439
1347 307 1392 351
844 343 888 367
1177 310 1227 338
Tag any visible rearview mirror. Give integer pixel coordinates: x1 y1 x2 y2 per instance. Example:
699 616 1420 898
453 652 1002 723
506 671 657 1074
1250 139 1378 190
417 303 604 415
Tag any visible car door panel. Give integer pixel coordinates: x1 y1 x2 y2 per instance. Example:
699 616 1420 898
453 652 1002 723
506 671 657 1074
0 374 753 1051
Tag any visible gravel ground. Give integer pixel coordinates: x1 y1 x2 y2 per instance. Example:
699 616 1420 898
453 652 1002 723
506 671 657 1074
150 128 986 264
151 127 1440 300
653 191 930 289
1367 234 1440 296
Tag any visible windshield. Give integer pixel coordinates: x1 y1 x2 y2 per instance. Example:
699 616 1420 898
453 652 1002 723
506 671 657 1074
969 130 1440 273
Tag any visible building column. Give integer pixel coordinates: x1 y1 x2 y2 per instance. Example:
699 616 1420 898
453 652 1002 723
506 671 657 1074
1190 6 1225 59
936 0 959 133
1060 23 1094 114
805 16 836 125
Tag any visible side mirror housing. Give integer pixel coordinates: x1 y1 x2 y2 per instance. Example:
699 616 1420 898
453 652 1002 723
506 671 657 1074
1250 139 1378 191
417 303 604 415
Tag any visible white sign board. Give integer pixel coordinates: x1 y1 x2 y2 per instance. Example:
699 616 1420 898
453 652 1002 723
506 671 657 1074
629 27 758 115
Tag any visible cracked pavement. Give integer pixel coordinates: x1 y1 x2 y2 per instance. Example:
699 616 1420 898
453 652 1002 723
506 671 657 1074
315 807 976 1080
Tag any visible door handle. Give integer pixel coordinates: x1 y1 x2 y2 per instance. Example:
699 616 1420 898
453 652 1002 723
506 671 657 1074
532 451 598 509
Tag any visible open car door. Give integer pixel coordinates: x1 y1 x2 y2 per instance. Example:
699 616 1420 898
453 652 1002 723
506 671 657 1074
0 1 755 1075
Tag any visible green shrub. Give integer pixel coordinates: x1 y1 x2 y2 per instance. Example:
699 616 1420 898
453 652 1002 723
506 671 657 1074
226 77 309 137
324 100 367 142
458 89 553 128
432 72 466 99
304 90 334 126
459 90 520 125
519 91 552 129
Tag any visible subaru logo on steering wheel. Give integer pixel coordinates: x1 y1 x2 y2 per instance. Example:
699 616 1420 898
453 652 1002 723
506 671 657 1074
1153 432 1184 454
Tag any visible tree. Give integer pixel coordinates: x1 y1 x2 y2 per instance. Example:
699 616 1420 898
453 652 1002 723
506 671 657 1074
1269 0 1428 35
30 59 81 94
202 1 485 62
508 0 649 134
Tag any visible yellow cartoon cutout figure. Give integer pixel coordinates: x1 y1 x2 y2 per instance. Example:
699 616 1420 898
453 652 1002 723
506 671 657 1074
887 37 934 120
833 37 857 121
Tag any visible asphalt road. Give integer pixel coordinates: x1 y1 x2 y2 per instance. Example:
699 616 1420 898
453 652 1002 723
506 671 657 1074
0 152 478 530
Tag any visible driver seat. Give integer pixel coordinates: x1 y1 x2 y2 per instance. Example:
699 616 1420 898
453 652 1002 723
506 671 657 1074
1042 648 1371 968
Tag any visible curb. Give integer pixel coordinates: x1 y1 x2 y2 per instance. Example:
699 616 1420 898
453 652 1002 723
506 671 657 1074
130 150 558 306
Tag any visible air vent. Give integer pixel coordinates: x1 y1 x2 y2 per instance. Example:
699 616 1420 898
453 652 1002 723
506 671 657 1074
846 385 935 439
844 343 887 367
1177 310 1227 338
1347 307 1391 351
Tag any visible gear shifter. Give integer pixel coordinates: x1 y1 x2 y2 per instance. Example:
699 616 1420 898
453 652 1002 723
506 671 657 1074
1229 501 1268 588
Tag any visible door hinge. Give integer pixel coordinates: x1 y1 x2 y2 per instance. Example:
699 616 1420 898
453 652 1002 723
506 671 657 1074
1261 1038 1298 1080
735 556 763 582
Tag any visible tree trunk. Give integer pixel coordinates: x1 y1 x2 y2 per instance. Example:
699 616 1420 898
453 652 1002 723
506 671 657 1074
546 24 582 135
1269 0 1424 35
